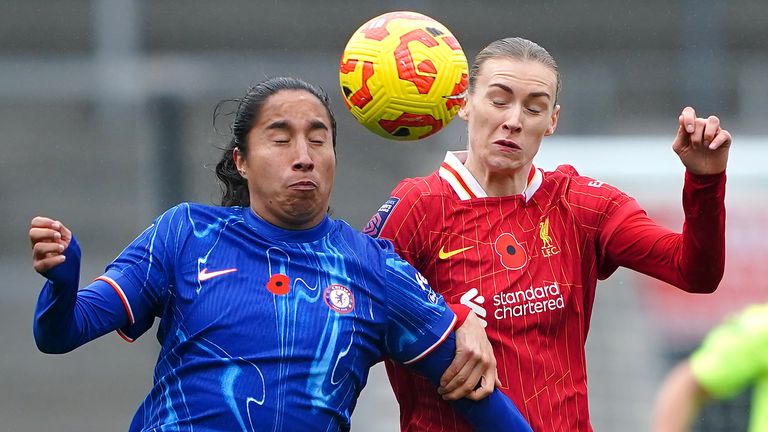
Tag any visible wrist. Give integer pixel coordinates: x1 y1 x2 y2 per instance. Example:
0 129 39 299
448 303 471 328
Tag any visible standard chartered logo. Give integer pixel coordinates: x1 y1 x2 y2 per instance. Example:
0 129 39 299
460 283 566 326
493 282 565 319
459 288 488 328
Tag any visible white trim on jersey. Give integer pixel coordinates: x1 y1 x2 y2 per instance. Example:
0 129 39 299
402 314 457 365
440 151 488 198
95 275 136 326
439 151 543 202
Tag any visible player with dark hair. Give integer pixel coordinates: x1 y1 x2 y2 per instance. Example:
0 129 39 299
31 77 531 431
366 37 732 431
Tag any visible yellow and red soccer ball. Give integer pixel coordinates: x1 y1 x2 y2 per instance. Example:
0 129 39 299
339 11 468 141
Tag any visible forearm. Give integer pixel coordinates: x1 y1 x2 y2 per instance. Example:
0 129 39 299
606 172 725 293
652 361 707 432
33 238 127 353
409 332 532 431
678 171 726 292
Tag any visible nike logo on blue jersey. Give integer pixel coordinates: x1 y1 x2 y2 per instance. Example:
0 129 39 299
198 268 238 281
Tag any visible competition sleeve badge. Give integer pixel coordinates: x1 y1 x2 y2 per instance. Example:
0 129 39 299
324 284 355 314
363 197 400 238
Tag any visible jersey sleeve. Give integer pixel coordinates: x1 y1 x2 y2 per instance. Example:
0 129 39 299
690 306 768 399
382 250 456 365
33 206 184 352
557 165 644 279
601 171 726 292
33 235 134 353
364 179 432 269
99 204 187 341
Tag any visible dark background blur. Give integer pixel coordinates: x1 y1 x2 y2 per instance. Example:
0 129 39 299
1 1 766 430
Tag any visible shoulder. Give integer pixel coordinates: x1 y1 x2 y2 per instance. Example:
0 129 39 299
175 203 244 223
151 203 242 233
390 171 447 200
388 171 454 214
332 218 394 269
365 172 447 239
333 219 396 254
544 164 633 203
183 202 241 217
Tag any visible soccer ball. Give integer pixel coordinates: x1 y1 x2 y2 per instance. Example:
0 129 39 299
339 11 468 141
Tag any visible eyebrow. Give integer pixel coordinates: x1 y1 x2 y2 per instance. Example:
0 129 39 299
490 83 551 100
265 119 329 132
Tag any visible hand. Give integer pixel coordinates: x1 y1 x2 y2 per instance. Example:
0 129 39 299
30 216 72 274
673 106 732 175
438 312 498 401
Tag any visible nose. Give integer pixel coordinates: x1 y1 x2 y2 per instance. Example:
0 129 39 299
502 105 523 133
292 139 314 171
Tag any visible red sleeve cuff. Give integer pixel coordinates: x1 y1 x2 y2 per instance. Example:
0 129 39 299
448 303 471 329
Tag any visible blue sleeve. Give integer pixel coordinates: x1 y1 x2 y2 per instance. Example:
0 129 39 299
408 333 532 432
381 251 531 431
33 236 131 353
383 252 456 364
33 205 183 352
99 205 185 340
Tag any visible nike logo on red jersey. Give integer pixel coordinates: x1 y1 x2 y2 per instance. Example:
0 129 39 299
438 245 474 259
198 267 238 281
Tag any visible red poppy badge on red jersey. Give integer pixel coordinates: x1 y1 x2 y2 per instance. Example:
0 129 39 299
494 233 528 270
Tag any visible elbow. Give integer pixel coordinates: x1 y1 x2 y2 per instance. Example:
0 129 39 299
699 279 721 294
33 327 74 355
681 270 724 294
691 283 719 294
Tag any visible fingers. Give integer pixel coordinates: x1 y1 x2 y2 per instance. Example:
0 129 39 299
29 217 70 247
702 116 721 147
30 216 60 231
438 357 482 400
30 216 70 274
32 241 66 273
708 128 732 150
679 106 696 133
681 110 723 148
438 343 497 400
30 226 62 245
466 367 498 401
439 348 472 392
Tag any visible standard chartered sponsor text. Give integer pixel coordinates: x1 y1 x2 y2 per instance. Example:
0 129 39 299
493 282 564 319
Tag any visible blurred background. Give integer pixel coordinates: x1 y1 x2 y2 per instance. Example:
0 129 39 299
1 1 766 430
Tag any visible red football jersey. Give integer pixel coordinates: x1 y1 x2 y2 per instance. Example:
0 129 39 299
366 151 726 431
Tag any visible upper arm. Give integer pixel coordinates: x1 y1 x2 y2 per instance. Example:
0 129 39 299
382 252 456 365
100 205 185 340
364 180 431 267
562 170 643 278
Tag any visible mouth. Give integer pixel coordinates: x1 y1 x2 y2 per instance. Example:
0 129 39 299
493 139 522 151
289 180 318 191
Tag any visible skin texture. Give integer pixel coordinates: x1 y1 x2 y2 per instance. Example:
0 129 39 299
461 58 560 197
234 89 336 230
651 360 710 432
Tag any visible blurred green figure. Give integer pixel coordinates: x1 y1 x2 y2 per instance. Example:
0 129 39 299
652 303 768 431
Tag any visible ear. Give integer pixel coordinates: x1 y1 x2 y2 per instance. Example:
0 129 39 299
233 147 247 178
545 104 561 136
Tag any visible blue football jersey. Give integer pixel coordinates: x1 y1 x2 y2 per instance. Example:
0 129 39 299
96 203 455 431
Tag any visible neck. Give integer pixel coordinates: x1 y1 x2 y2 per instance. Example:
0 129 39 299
250 205 325 231
464 158 533 198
